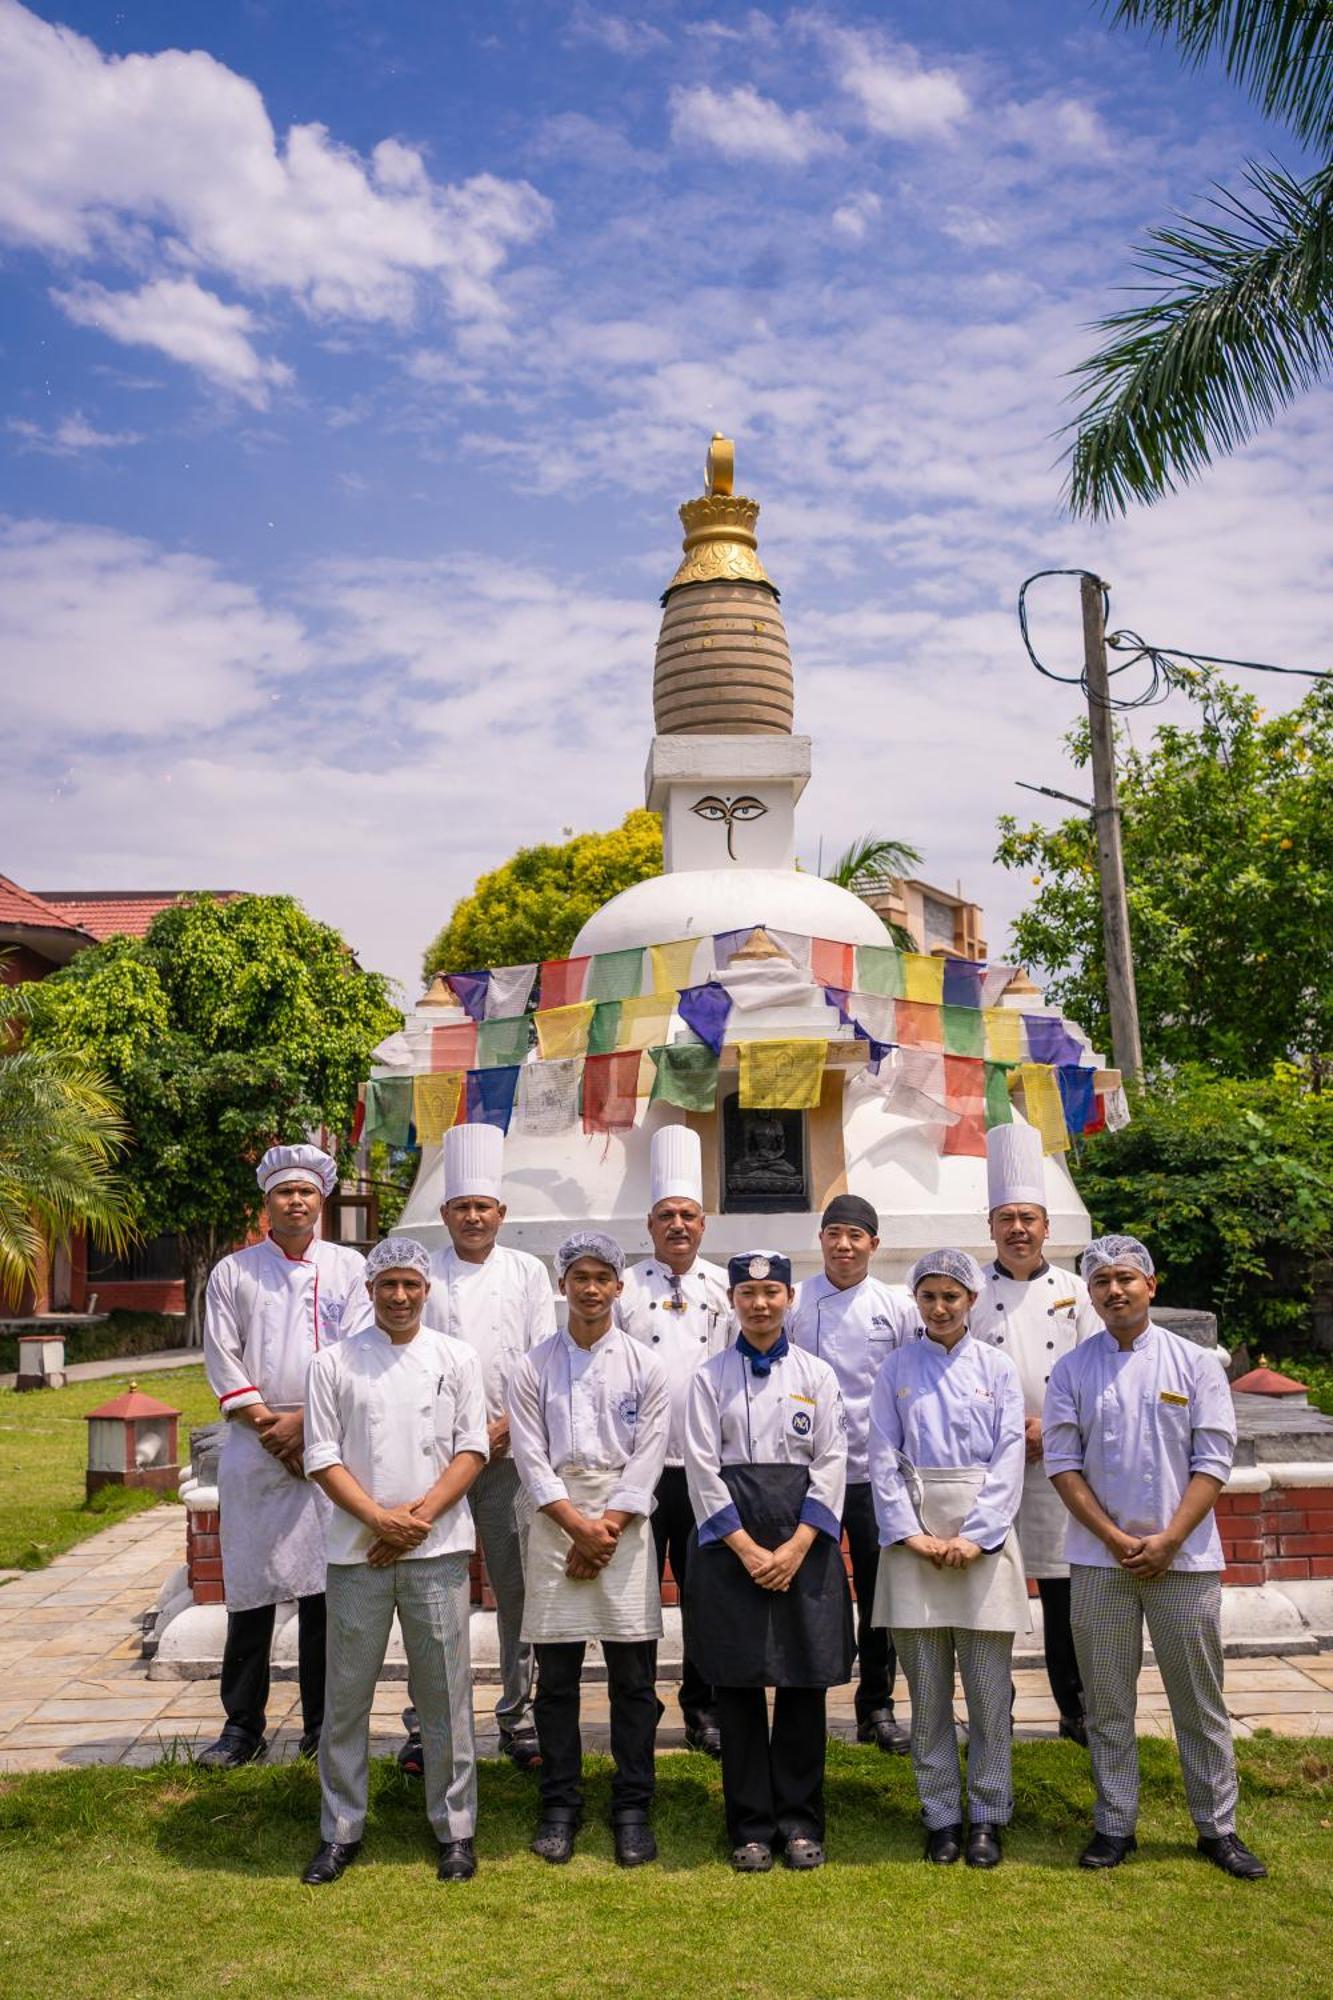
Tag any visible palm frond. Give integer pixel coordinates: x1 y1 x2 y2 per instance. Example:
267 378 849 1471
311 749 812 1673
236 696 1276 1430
1066 159 1333 516
1109 2 1333 150
0 1041 138 1299
825 834 923 889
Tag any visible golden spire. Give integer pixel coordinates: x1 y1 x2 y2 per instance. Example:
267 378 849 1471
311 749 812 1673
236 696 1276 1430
664 432 774 596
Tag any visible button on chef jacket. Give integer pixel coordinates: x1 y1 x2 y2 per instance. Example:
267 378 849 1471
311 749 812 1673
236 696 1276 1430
205 1236 375 1414
304 1323 489 1566
684 1342 848 1546
428 1243 557 1422
868 1332 1026 1551
617 1254 731 1464
1042 1321 1235 1571
790 1273 916 1483
507 1325 671 1521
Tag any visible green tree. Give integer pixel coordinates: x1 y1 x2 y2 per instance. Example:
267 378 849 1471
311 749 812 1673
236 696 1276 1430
0 1029 136 1309
823 833 922 951
423 810 663 979
22 896 399 1342
1068 2 1333 516
995 676 1333 1074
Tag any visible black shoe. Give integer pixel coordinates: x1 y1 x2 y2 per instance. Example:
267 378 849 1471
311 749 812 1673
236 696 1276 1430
1058 1712 1089 1747
500 1728 542 1773
966 1824 1003 1869
195 1729 266 1770
925 1823 964 1864
397 1733 424 1778
857 1709 911 1755
732 1841 774 1873
683 1719 723 1758
782 1835 825 1871
437 1837 477 1882
1079 1831 1137 1870
300 1839 361 1885
1197 1833 1268 1880
297 1731 320 1761
613 1816 658 1867
530 1815 580 1864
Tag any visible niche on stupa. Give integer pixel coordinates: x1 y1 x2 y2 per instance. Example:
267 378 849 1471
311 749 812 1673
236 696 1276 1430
721 1094 810 1214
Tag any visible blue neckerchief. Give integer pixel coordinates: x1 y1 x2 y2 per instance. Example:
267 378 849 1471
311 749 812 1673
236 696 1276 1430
736 1329 789 1377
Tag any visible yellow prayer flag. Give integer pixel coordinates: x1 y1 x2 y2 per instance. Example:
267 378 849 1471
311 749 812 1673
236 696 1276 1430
983 1008 1024 1064
1018 1064 1069 1154
739 1039 827 1111
636 1049 657 1097
650 937 699 997
534 1001 596 1061
413 1070 464 1143
902 953 945 1004
618 994 674 1050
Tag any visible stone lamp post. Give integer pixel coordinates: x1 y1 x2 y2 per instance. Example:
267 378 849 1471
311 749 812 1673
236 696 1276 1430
85 1382 181 1498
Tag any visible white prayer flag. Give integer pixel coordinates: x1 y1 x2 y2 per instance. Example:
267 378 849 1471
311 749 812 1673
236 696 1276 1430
514 1057 582 1135
486 963 538 1020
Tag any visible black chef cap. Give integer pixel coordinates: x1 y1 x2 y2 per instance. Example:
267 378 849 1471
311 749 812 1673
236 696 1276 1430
820 1194 879 1236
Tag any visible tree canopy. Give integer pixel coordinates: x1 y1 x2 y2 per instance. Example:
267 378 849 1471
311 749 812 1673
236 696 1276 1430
423 810 663 979
995 676 1333 1075
21 895 399 1339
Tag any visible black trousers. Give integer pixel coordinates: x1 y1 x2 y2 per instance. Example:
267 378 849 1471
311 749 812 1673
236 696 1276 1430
716 1686 827 1848
1037 1576 1084 1720
651 1466 716 1727
843 1481 898 1722
219 1593 325 1744
534 1639 658 1819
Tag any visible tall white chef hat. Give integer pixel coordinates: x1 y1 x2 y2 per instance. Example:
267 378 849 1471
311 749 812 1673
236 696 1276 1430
650 1124 703 1209
443 1123 504 1203
256 1143 337 1197
986 1121 1046 1212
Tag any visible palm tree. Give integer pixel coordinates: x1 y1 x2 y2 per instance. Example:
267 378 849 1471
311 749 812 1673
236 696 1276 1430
1067 3 1333 517
824 834 922 950
0 1035 137 1309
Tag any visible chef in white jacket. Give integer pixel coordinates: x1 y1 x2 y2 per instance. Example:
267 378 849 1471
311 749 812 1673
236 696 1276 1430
396 1123 555 1778
200 1143 373 1769
970 1123 1100 1742
617 1125 729 1754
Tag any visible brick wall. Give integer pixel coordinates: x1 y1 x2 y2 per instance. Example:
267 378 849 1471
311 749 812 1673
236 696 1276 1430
187 1506 224 1604
1217 1486 1333 1586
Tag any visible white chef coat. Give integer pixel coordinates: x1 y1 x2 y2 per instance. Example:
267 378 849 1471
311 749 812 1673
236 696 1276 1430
427 1242 557 1421
790 1273 917 1485
507 1325 671 1520
617 1254 731 1464
684 1340 847 1546
970 1259 1101 1577
868 1332 1026 1551
304 1323 489 1566
1043 1321 1235 1571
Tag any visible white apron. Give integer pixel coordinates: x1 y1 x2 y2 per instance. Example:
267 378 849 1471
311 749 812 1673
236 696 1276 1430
218 1413 331 1613
520 1468 661 1645
873 1466 1030 1636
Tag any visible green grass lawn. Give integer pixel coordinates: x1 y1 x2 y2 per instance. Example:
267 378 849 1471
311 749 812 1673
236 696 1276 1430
0 1367 218 1570
1 1740 1330 2000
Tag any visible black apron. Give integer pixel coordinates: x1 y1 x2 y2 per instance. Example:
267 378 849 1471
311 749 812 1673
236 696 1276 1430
684 1463 855 1689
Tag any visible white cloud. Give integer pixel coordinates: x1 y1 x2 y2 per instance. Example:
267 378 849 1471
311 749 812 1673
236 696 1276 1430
819 25 970 140
0 0 551 388
7 411 143 453
566 6 669 57
669 83 835 165
53 278 293 404
831 190 881 241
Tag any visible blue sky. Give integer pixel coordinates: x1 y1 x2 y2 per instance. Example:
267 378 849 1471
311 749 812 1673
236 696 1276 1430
2 0 1330 999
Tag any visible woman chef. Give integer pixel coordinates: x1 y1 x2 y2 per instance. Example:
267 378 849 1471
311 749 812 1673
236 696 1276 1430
683 1252 854 1874
868 1249 1026 1869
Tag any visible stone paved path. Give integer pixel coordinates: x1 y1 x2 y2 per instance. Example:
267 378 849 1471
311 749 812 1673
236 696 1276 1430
3 1507 1333 1775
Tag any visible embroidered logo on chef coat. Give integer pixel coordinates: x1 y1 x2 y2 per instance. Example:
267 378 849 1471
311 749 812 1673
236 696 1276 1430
318 1296 346 1337
614 1391 639 1427
791 1409 813 1438
870 1315 895 1332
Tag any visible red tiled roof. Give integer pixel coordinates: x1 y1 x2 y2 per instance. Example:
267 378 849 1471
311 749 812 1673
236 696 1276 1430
36 890 240 941
0 873 92 937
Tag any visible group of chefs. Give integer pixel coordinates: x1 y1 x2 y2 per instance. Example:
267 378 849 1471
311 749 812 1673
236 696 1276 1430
201 1121 1267 1887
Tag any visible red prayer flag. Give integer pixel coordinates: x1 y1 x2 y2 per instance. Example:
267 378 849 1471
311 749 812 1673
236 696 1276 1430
894 1000 943 1050
431 1021 478 1070
942 1055 988 1157
810 937 854 992
539 956 591 1009
582 1050 641 1135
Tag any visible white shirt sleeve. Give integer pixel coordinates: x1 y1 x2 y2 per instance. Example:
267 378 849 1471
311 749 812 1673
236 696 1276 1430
1189 1352 1237 1483
302 1348 344 1478
525 1259 558 1345
959 1356 1027 1548
607 1351 671 1518
1041 1352 1085 1479
506 1350 568 1511
203 1259 262 1413
683 1363 735 1542
800 1371 848 1539
451 1344 491 1464
868 1356 918 1545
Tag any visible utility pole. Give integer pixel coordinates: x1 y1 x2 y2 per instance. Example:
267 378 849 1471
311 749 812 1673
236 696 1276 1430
1080 572 1144 1084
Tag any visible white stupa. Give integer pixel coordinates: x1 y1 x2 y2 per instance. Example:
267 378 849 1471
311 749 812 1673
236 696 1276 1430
397 436 1092 1278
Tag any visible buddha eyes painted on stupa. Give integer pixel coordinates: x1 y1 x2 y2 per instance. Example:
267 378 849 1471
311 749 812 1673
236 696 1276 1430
690 793 768 859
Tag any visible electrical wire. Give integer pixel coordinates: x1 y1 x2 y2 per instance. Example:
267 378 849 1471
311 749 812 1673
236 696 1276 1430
1018 567 1329 710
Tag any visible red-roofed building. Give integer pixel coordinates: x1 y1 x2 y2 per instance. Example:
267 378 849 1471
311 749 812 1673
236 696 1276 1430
0 873 97 982
36 889 240 942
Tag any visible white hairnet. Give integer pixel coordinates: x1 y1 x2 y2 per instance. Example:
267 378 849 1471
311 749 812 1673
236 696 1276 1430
365 1235 432 1284
556 1231 624 1278
909 1248 984 1295
1081 1234 1155 1279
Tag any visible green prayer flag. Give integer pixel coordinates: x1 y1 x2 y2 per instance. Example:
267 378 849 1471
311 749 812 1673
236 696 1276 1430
363 1075 411 1147
855 944 905 999
984 1062 1014 1128
477 1014 532 1069
588 1000 623 1056
649 1042 720 1112
942 1005 985 1059
586 948 645 1002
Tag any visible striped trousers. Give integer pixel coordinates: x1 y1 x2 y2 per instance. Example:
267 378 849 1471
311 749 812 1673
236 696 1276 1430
321 1553 476 1844
894 1627 1015 1830
1070 1563 1238 1839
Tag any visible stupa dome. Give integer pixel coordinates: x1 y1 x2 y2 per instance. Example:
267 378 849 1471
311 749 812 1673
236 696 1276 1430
572 867 891 957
